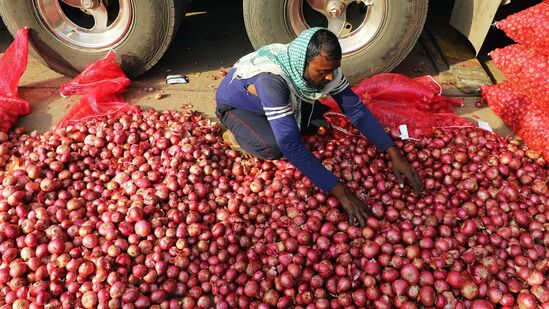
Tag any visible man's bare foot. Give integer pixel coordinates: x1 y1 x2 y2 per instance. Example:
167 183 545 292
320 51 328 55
222 130 252 159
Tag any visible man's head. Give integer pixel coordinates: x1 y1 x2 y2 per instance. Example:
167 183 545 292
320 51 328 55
303 29 342 89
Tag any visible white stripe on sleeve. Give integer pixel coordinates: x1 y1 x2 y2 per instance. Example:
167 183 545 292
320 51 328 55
265 106 292 116
330 79 349 95
267 110 295 121
263 103 291 111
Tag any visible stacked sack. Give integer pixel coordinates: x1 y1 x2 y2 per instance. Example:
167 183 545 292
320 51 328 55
481 1 549 161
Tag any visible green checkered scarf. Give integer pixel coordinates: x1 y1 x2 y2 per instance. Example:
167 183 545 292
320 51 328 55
255 27 323 100
233 27 343 102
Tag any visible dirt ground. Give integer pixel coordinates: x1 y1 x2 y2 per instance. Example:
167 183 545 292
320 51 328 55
0 0 515 137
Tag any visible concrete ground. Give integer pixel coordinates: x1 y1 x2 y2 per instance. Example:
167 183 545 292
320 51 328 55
0 0 513 137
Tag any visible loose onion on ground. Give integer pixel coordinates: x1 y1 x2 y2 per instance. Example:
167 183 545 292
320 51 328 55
0 109 546 308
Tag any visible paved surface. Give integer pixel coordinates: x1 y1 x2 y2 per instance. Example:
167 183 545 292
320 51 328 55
0 0 512 137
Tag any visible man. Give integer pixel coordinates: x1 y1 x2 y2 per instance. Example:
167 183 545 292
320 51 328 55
215 27 422 226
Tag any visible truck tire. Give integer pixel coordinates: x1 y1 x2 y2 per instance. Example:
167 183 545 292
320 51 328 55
243 0 428 84
0 0 186 78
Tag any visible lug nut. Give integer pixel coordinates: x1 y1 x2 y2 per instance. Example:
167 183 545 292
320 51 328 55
324 0 346 17
81 0 100 9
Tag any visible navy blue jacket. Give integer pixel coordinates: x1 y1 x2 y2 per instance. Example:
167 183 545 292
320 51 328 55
216 68 394 192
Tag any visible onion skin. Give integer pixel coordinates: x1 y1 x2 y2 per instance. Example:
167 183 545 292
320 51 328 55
418 286 435 306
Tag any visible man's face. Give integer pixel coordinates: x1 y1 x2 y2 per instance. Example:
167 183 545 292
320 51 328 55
303 51 341 89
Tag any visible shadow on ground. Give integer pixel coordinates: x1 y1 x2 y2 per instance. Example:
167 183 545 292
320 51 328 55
140 0 254 81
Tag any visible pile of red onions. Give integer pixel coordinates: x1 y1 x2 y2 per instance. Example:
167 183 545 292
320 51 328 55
0 109 547 309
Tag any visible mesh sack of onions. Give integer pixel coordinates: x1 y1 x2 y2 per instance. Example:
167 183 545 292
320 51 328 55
481 82 549 162
489 44 549 113
495 2 549 57
321 73 469 139
0 106 547 308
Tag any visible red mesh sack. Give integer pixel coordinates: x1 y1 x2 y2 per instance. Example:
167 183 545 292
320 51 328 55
481 82 549 161
60 51 130 97
353 74 463 113
496 2 549 56
322 73 469 139
489 44 549 113
0 28 31 132
57 51 140 128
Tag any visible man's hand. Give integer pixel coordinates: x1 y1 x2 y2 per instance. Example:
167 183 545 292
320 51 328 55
386 146 422 194
331 182 371 227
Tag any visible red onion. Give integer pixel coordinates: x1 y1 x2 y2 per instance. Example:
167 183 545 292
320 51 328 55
400 264 420 285
362 240 380 258
446 270 464 289
461 280 479 300
418 286 435 306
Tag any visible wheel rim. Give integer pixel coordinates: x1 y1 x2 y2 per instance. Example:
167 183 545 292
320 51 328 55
284 0 388 56
35 0 133 50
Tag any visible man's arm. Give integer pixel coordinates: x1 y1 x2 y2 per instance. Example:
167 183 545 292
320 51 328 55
331 86 395 151
332 85 423 194
386 146 422 193
254 75 339 192
255 75 373 226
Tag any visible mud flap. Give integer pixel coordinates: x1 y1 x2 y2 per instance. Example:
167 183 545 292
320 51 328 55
450 0 503 54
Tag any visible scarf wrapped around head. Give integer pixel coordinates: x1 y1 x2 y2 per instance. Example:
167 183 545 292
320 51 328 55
233 27 344 102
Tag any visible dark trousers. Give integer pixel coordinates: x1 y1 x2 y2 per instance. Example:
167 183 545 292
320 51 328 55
215 102 330 160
